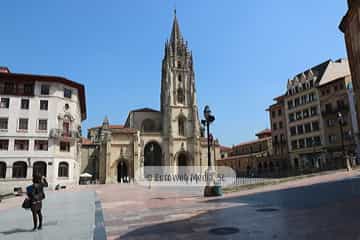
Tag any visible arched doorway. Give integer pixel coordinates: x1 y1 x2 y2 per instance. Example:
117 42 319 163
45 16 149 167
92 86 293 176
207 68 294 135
33 161 47 177
177 152 189 176
144 142 162 177
117 160 128 183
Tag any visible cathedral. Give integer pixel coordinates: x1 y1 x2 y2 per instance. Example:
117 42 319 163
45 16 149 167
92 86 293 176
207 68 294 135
82 13 221 184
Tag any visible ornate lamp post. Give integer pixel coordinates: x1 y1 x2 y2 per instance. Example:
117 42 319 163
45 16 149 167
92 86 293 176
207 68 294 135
337 112 351 171
202 105 222 197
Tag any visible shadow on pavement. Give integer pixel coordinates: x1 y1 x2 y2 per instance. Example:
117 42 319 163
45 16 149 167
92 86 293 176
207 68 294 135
1 228 34 235
205 177 360 209
117 177 360 240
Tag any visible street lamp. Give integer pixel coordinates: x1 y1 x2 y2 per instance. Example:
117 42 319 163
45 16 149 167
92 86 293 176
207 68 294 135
202 105 221 197
337 112 351 171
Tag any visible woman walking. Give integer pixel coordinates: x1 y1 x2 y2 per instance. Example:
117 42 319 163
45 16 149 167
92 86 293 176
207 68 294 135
27 174 48 231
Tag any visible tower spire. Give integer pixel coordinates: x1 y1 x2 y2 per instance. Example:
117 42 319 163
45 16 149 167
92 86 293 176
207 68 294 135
170 10 182 44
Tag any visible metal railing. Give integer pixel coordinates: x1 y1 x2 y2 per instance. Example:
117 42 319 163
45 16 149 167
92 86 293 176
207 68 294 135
49 128 81 139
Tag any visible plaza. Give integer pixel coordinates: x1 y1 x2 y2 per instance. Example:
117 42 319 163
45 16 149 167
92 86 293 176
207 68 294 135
1 169 360 239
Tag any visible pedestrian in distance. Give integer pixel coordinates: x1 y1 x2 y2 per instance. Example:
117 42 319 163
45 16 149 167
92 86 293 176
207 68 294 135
26 174 48 231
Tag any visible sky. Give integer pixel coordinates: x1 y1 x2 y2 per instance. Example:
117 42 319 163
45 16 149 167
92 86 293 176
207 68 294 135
0 1 348 146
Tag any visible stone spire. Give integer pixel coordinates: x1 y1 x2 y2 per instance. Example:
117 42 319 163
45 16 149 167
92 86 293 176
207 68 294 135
170 10 183 44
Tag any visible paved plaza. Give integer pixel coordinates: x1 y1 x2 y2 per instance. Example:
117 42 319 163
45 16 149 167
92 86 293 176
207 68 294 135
1 169 360 239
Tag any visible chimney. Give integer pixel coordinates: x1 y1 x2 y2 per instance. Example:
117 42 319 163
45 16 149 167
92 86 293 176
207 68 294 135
0 67 10 73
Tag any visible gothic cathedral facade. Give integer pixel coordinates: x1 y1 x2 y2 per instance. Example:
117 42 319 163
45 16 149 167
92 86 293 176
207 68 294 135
83 14 220 184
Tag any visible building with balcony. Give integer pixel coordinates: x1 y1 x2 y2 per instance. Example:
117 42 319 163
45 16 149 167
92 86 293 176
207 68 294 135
0 67 86 194
319 74 360 167
284 59 354 170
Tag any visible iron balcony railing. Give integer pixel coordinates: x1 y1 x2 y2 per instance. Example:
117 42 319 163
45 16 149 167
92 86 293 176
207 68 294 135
49 128 81 140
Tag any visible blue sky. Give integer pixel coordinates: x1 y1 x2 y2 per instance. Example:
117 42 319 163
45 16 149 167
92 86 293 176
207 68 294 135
0 1 348 146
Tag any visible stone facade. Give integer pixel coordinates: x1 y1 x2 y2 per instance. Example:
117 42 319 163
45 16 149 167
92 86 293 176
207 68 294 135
282 58 358 170
319 75 360 167
0 68 86 194
267 95 290 169
217 129 274 176
82 14 220 184
340 0 360 136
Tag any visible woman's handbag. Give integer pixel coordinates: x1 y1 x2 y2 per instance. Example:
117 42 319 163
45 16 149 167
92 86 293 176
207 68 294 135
22 198 31 209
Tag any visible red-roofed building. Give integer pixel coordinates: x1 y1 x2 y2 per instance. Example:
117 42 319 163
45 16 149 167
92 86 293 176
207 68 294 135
217 129 275 177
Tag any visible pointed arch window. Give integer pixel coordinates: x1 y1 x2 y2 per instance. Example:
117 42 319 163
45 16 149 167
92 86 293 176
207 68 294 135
178 116 186 136
177 88 185 104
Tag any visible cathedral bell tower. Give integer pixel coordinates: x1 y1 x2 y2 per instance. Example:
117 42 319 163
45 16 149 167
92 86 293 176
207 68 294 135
161 11 202 167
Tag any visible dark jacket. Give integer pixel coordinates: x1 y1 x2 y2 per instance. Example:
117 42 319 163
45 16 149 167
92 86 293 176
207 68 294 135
29 179 48 203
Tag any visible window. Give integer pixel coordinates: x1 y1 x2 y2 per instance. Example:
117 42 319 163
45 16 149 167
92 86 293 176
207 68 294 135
296 111 302 120
306 138 312 147
4 82 15 94
327 119 335 127
0 162 6 178
272 111 276 118
0 140 9 150
177 61 182 68
328 135 337 144
60 141 70 152
14 140 29 151
12 161 27 178
274 135 278 143
290 126 297 136
33 161 47 177
299 139 305 149
178 117 185 136
325 103 332 113
312 121 320 131
278 109 282 116
291 140 298 150
337 99 345 109
289 113 295 122
305 123 311 133
310 106 318 116
58 162 69 177
178 75 182 82
0 98 9 108
63 122 70 137
309 92 315 102
273 123 277 130
314 136 321 146
40 100 48 110
18 118 28 130
287 100 293 109
295 98 300 107
64 88 72 98
177 88 185 103
21 99 29 109
23 84 34 95
19 118 29 130
38 119 48 131
41 85 50 95
297 125 304 135
0 118 8 130
279 121 283 129
34 140 48 151
303 109 309 118
280 134 285 142
301 95 307 105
